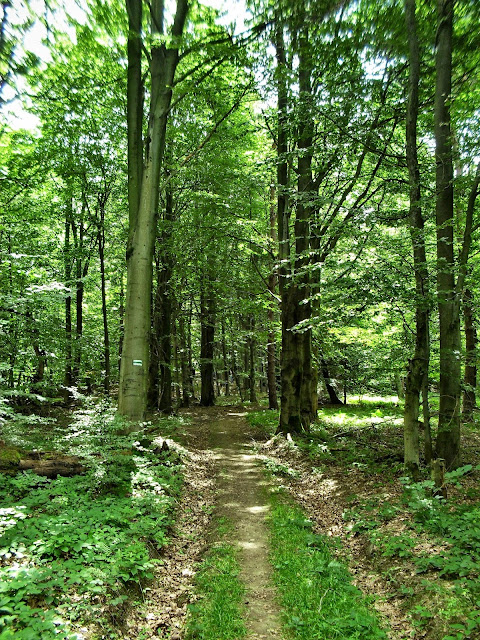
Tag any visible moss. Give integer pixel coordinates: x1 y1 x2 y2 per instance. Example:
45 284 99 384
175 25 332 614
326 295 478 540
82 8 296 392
0 446 21 469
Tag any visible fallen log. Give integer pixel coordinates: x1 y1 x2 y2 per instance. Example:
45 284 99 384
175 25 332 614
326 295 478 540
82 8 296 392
18 456 85 478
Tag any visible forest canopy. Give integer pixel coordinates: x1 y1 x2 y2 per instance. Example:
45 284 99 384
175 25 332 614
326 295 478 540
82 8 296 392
2 0 479 469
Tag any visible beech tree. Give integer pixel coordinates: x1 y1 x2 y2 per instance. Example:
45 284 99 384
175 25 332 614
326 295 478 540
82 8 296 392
403 0 431 474
119 0 189 421
434 0 480 469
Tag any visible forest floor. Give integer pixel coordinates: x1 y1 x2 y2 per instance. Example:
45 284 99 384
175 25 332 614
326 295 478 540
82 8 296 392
2 399 480 640
142 400 480 640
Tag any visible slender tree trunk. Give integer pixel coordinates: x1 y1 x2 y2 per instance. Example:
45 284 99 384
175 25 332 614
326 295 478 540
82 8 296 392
178 305 190 407
463 288 477 421
64 202 73 389
119 0 189 421
296 25 316 426
119 272 124 367
320 356 343 405
98 216 110 394
221 320 230 396
404 0 430 474
148 255 162 409
232 348 243 401
200 280 215 406
267 184 279 410
434 0 460 469
248 316 257 404
148 188 175 413
187 301 195 400
73 259 83 383
158 271 172 413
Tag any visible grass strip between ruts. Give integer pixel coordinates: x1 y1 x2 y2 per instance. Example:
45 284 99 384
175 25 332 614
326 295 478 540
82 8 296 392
185 519 246 640
268 492 388 640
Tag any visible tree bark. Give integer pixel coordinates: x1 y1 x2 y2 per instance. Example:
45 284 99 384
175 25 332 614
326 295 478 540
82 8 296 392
178 304 190 407
119 0 189 421
463 287 477 421
200 279 215 406
434 0 460 469
321 356 343 405
267 185 279 410
148 183 174 413
404 0 430 474
64 199 73 389
221 320 230 397
274 19 303 434
98 205 110 394
248 316 257 403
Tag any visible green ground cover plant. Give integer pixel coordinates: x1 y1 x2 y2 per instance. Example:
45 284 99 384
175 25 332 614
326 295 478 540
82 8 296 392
256 400 480 640
268 493 387 639
185 517 246 640
246 410 278 439
0 400 185 639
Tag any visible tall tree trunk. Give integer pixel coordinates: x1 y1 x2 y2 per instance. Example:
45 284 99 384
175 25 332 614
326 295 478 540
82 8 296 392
64 201 73 389
221 320 230 397
232 348 243 401
119 272 124 367
463 288 477 421
98 214 110 394
404 0 430 474
158 270 172 412
248 316 257 403
73 256 83 383
119 0 189 421
267 184 279 410
200 280 215 406
187 301 195 400
296 24 317 426
275 19 303 434
178 304 190 407
434 0 460 469
148 185 174 413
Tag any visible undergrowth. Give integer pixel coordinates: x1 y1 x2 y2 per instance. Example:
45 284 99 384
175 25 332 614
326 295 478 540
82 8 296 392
185 517 246 640
344 464 480 639
0 399 185 639
269 492 387 639
256 400 480 640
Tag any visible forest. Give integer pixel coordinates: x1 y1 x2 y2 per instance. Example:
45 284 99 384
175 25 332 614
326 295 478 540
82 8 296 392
1 0 480 638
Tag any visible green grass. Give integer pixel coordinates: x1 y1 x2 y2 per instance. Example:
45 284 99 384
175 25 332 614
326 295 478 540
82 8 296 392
185 518 246 640
269 494 387 640
246 409 278 438
0 400 185 639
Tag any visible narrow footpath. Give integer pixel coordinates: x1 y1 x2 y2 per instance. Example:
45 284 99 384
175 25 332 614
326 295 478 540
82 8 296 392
183 406 283 640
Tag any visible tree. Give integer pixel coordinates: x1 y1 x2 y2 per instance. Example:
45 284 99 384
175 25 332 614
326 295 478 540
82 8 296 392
403 0 431 474
119 0 189 421
434 0 480 469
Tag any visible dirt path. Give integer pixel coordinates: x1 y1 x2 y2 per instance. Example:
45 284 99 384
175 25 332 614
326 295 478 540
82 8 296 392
183 406 283 640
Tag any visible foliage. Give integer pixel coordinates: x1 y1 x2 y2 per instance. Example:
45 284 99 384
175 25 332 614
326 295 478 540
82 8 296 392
185 518 246 640
269 495 387 640
246 410 278 437
0 400 184 638
343 457 480 640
